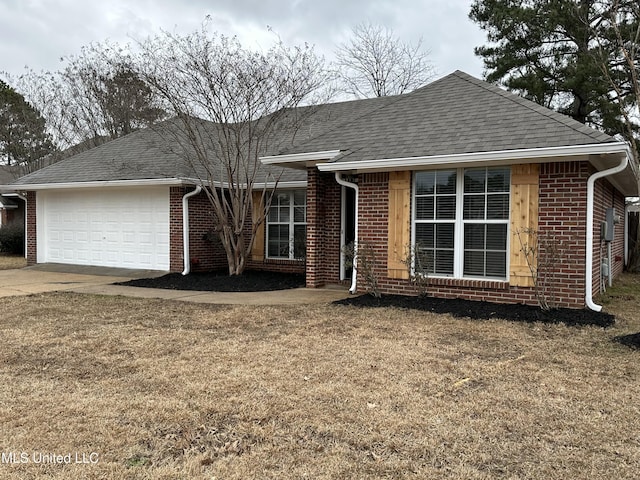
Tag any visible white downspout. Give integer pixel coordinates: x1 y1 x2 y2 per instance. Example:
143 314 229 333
182 185 202 275
335 172 358 294
586 153 629 311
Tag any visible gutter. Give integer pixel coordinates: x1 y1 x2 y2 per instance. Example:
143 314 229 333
4 178 188 191
334 172 358 294
317 142 630 173
182 185 202 275
585 151 630 311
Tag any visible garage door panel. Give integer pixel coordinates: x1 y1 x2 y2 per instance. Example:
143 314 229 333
39 188 170 270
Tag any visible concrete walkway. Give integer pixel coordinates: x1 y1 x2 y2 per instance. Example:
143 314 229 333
0 264 351 305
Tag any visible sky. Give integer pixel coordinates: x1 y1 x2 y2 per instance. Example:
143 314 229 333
0 0 487 84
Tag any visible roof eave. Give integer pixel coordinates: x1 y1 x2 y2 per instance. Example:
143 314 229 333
316 142 631 172
4 178 191 191
314 141 639 197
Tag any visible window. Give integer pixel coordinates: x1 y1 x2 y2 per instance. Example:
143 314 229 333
414 169 457 275
413 167 510 279
267 190 306 260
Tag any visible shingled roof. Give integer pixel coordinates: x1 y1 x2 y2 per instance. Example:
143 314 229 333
5 70 630 190
277 70 616 163
7 94 398 188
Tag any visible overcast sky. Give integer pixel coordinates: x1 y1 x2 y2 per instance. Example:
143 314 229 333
1 0 487 83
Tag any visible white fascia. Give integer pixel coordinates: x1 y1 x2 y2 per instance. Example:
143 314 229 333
207 180 307 190
10 178 189 191
316 142 631 172
260 150 342 166
250 181 307 190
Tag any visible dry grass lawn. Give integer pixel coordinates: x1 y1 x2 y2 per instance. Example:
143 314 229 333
0 275 639 479
0 254 26 270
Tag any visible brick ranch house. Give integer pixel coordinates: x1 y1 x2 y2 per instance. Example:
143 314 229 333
1 71 638 310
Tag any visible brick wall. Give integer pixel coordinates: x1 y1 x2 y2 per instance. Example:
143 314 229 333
187 191 227 272
172 186 305 274
170 187 230 273
26 191 36 266
169 187 185 272
308 162 620 309
537 162 589 308
305 168 342 287
592 174 626 296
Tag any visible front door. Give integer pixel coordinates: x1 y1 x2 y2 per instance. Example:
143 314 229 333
340 186 356 281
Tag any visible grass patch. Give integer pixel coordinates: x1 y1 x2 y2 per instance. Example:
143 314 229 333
0 277 639 478
0 253 26 270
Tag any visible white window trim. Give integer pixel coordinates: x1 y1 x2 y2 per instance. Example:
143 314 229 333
266 190 306 260
411 167 511 281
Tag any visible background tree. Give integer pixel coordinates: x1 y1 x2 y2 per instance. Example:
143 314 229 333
334 22 435 98
9 42 166 157
0 79 55 176
469 0 640 140
593 0 640 270
135 28 329 275
594 0 640 153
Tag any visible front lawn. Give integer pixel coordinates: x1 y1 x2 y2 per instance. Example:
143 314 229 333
0 279 638 479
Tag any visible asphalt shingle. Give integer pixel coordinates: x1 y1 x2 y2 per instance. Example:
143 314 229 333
7 71 617 187
281 71 616 163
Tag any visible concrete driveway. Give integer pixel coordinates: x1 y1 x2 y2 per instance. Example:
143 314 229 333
0 264 162 298
0 264 351 304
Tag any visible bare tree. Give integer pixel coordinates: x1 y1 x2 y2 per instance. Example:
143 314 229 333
8 42 166 156
135 27 329 275
334 22 435 98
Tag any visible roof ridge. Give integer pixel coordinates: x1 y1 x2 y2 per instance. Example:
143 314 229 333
276 92 411 154
451 71 614 144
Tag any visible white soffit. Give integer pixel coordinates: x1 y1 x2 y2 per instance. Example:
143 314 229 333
260 150 341 168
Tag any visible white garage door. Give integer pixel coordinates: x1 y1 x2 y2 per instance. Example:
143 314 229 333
37 187 170 270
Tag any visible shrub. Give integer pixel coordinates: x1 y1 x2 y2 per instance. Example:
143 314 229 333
0 222 25 255
342 241 381 298
401 242 431 296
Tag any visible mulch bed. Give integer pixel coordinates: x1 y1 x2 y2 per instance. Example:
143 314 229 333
334 294 616 328
119 270 615 328
614 333 640 349
116 270 306 292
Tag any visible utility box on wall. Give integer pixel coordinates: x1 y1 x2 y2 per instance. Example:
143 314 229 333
604 208 617 243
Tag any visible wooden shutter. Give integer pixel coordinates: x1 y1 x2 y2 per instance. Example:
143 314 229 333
251 190 265 261
387 171 411 279
509 164 539 287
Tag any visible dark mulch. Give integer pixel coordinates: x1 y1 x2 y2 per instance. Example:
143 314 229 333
115 270 306 292
334 294 616 328
614 333 640 349
117 270 614 328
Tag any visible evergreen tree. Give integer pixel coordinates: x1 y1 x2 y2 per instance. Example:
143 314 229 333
0 79 55 171
470 0 640 139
